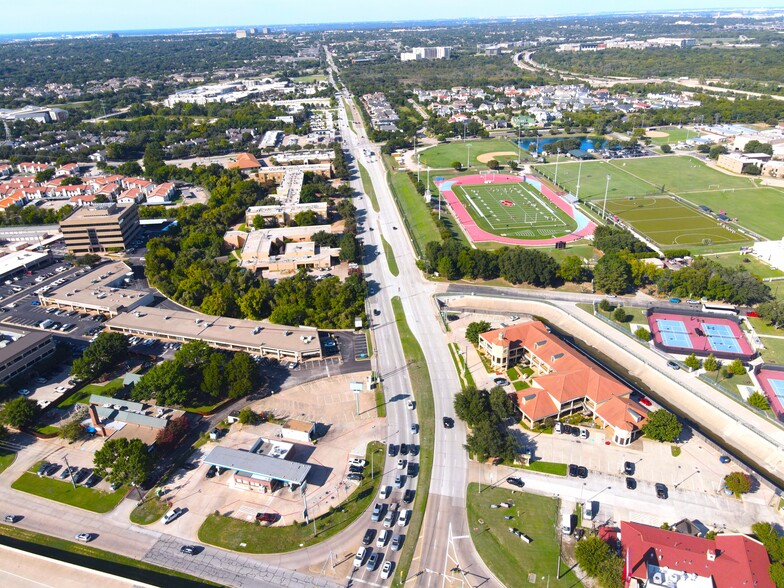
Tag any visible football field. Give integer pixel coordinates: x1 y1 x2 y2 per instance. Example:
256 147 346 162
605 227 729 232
452 181 577 238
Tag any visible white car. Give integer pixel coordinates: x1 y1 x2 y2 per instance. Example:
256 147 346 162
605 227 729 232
353 546 368 568
397 509 411 527
406 400 415 410
377 529 391 548
379 485 391 500
397 459 406 470
348 458 367 468
380 560 394 580
75 533 92 542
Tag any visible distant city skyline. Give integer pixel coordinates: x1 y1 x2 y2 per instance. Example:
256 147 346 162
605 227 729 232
1 1 783 36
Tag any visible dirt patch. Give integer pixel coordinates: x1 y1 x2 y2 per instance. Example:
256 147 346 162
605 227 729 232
477 151 518 164
645 130 669 138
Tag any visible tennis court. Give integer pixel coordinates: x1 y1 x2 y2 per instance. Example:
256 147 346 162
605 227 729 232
755 368 784 419
647 310 755 360
703 323 743 354
656 319 691 348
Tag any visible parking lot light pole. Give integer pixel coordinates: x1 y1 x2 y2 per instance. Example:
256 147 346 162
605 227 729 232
371 448 382 480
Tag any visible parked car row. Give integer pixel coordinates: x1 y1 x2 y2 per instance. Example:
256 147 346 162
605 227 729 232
37 462 101 486
554 422 589 439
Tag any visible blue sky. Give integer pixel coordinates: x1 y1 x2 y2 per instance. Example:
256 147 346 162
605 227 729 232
2 1 782 35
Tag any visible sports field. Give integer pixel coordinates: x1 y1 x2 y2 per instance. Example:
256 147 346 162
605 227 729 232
598 196 743 246
452 180 577 238
678 187 784 240
419 139 520 168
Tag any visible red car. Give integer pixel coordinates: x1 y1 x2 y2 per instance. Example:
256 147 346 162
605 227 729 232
746 311 759 318
639 397 652 407
255 512 278 524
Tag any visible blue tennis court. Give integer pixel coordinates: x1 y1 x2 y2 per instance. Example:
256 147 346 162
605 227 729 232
655 319 692 349
703 323 742 354
768 378 784 402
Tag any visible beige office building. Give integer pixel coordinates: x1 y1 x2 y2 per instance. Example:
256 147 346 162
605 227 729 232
60 203 141 254
0 328 55 385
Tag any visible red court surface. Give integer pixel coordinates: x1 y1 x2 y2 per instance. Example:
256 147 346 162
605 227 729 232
756 368 784 419
647 311 755 359
436 174 596 245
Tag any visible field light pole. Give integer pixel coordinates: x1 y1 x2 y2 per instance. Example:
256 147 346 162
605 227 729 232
576 159 583 199
554 150 561 186
602 174 611 218
466 144 472 170
517 125 522 165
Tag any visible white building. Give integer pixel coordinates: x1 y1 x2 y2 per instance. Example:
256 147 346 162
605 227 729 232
401 46 451 61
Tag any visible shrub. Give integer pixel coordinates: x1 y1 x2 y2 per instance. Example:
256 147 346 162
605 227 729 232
747 391 770 411
612 307 628 322
598 299 612 312
684 354 701 370
635 327 651 341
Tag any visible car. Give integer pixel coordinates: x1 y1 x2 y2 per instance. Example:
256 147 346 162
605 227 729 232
373 308 381 316
571 426 580 437
255 512 277 524
554 422 562 434
407 462 417 477
406 400 415 410
687 299 700 305
349 465 365 474
380 560 394 580
362 528 375 546
606 294 617 298
398 509 411 527
30 300 40 306
59 466 77 480
626 477 637 490
348 458 367 468
403 489 415 504
347 473 363 481
163 507 183 524
400 443 408 456
719 455 731 464
410 423 418 434
506 477 524 488
323 340 336 348
353 546 368 569
669 297 681 304
367 551 382 572
287 361 298 369
568 464 578 477
379 485 391 500
383 509 396 528
562 424 573 435
75 533 93 542
180 545 198 555
391 534 403 551
667 360 680 370
624 461 635 475
73 467 91 484
206 465 217 478
84 473 102 488
37 462 52 477
409 444 419 456
580 428 589 439
397 459 406 470
377 529 391 548
388 444 398 457
371 503 384 522
577 466 588 479
182 462 199 471
395 474 405 488
639 396 652 407
4 514 17 523
442 416 454 429
655 483 668 499
18 389 31 396
493 378 509 386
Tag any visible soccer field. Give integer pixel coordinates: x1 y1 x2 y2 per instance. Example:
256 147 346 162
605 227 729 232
599 196 745 246
452 181 577 238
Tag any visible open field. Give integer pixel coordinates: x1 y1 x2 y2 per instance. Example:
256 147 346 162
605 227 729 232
389 170 442 254
600 196 744 247
466 485 582 588
680 187 784 240
452 180 577 239
419 139 520 169
647 126 694 146
701 252 784 279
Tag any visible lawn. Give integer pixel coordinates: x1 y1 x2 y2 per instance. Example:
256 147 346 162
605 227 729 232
382 236 399 276
130 497 169 525
680 187 784 240
647 126 695 146
466 485 582 588
389 170 442 255
374 387 387 418
700 252 784 279
748 317 783 337
391 296 435 587
59 377 126 407
198 441 385 553
515 460 568 476
758 335 784 365
0 524 217 587
419 138 520 169
358 162 380 212
0 450 16 475
12 471 127 513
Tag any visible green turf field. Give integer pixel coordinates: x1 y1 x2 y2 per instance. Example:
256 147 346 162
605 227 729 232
647 126 695 146
598 196 744 246
452 180 577 238
419 138 520 168
679 187 784 240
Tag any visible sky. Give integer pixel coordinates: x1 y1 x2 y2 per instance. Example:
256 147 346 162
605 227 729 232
2 1 782 35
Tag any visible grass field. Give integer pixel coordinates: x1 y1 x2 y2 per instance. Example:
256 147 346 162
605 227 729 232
600 196 744 246
0 450 16 475
12 470 127 513
130 497 169 525
389 171 442 254
701 252 784 279
419 139 520 169
648 126 695 146
358 162 380 212
452 180 577 239
467 485 582 588
679 187 784 240
59 377 125 407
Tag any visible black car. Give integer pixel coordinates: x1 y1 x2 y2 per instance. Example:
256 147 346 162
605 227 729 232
388 444 398 457
571 427 580 437
624 461 635 476
442 416 454 428
506 477 524 488
626 477 637 490
403 489 415 504
577 466 588 479
206 465 217 479
37 462 51 477
182 462 199 471
180 545 198 555
406 462 417 477
349 465 364 474
84 472 102 487
347 473 363 481
362 528 375 546
568 464 578 477
655 483 668 499
562 424 573 435
409 444 419 456
73 467 91 484
400 443 408 456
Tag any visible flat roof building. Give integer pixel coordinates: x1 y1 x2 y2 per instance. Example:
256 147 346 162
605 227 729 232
105 305 323 361
0 328 55 385
0 249 52 281
39 261 154 317
59 203 141 254
205 444 311 492
236 226 338 274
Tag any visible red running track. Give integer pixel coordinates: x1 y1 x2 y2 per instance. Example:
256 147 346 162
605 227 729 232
437 174 596 245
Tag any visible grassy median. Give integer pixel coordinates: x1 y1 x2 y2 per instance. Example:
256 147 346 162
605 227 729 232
391 296 435 587
358 162 380 212
197 441 384 553
382 236 399 276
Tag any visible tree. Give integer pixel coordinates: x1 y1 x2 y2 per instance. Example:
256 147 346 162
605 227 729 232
729 358 746 376
437 255 457 280
752 522 784 564
742 163 761 176
200 353 227 400
486 159 500 170
451 161 463 171
488 386 516 421
709 145 728 160
464 418 517 462
598 299 612 312
454 386 491 427
465 321 491 345
35 168 55 183
156 414 190 449
93 438 152 487
575 535 613 577
770 562 784 588
642 409 682 442
744 140 773 155
132 359 188 406
612 306 628 322
294 209 318 226
703 353 719 373
758 300 784 329
59 418 85 442
684 354 701 370
2 396 38 429
635 327 651 341
748 391 771 411
508 160 519 171
558 256 589 283
723 471 753 496
594 253 633 294
339 233 361 263
71 332 129 381
660 144 672 154
226 352 257 399
238 407 261 425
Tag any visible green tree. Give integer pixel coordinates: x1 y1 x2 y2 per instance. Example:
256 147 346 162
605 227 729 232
558 255 588 283
35 168 55 183
465 321 491 345
635 327 651 341
93 438 152 487
451 161 463 171
508 160 519 171
200 353 227 400
252 215 266 229
597 556 624 588
641 409 682 442
454 385 491 427
488 386 516 421
59 418 85 442
294 209 318 226
729 358 746 376
684 353 701 370
598 299 612 312
594 253 633 294
703 354 719 373
612 306 628 322
2 396 38 429
464 418 517 462
742 163 761 176
437 255 457 280
758 300 784 329
770 562 784 588
339 233 361 263
486 159 500 170
238 407 261 425
751 522 784 563
70 332 129 381
723 471 753 497
744 140 773 155
747 391 771 411
709 145 728 160
132 359 188 406
660 144 672 154
226 352 257 398
575 535 613 576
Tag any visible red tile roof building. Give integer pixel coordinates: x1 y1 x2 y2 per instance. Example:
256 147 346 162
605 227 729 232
479 321 649 445
621 521 774 588
227 152 262 172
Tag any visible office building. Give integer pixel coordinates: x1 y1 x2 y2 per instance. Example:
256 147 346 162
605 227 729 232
0 328 55 385
59 203 141 254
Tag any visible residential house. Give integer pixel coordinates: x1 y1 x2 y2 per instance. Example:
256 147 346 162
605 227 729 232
17 162 52 175
227 152 262 173
145 182 176 205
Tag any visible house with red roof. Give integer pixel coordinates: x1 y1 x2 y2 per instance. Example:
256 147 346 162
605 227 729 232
17 162 52 174
145 182 176 205
227 152 262 173
0 164 13 178
621 520 774 588
479 321 649 445
55 163 82 177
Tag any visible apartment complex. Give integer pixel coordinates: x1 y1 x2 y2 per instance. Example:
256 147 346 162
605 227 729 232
0 328 55 385
478 321 649 445
400 46 451 61
59 203 141 254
